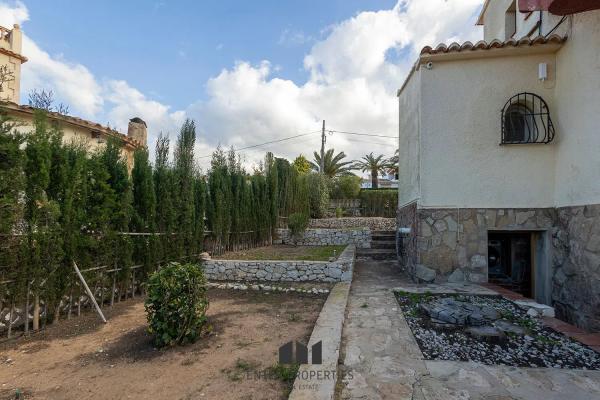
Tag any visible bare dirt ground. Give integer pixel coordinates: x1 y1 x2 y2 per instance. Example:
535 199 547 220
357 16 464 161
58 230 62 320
0 289 325 400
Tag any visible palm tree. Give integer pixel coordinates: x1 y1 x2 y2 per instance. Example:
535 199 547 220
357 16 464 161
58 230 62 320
352 152 389 189
386 149 399 177
310 149 353 178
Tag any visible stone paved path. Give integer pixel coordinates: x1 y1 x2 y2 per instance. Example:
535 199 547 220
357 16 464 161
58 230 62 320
337 259 600 400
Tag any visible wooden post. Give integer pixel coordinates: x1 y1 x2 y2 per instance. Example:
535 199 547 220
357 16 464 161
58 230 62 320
33 295 40 331
7 300 14 338
111 272 116 307
24 282 31 335
73 261 107 323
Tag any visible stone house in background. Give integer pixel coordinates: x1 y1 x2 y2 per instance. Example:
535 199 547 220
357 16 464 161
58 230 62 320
396 1 600 332
0 24 146 167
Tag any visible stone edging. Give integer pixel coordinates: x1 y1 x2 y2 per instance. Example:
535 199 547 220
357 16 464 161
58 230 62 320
288 281 351 400
206 281 330 295
203 245 356 283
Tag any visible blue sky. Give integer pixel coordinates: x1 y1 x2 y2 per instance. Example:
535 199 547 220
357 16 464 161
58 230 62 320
1 0 483 168
22 0 397 109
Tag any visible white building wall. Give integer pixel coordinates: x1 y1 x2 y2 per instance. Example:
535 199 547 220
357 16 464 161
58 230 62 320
553 11 600 207
418 53 557 208
397 69 421 207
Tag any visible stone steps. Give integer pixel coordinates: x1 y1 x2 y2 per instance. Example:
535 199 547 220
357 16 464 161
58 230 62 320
356 248 396 260
370 240 396 249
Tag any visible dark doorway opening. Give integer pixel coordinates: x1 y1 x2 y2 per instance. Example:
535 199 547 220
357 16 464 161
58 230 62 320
488 232 533 298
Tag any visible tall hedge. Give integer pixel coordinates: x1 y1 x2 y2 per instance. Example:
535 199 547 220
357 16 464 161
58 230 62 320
0 109 317 329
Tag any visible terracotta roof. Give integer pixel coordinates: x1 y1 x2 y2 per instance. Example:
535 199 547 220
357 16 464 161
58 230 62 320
0 101 141 148
0 47 28 63
420 34 566 56
397 35 566 97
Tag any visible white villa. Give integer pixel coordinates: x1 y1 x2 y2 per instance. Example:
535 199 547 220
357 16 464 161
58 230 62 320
397 1 600 332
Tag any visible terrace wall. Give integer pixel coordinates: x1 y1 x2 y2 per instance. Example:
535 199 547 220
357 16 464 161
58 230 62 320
275 228 371 248
203 245 355 283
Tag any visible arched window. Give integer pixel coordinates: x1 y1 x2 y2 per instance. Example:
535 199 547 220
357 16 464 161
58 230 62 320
501 93 555 144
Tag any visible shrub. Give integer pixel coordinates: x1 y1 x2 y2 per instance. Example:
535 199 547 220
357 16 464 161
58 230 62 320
145 262 209 347
335 207 343 218
307 173 329 218
359 189 397 217
288 212 309 239
330 175 361 199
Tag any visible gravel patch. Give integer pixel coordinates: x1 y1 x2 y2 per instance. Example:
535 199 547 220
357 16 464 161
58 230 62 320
395 292 600 370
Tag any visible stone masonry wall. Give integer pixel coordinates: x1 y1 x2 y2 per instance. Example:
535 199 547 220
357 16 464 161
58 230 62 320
413 208 555 283
309 217 396 232
397 202 418 272
203 245 355 283
275 228 371 248
551 204 600 332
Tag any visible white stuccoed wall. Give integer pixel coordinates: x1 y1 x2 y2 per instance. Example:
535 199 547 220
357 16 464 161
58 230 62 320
398 67 421 208
553 11 600 207
419 53 558 208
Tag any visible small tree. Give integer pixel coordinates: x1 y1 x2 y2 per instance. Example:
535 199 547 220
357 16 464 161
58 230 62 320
145 262 209 347
292 154 311 174
352 153 389 189
287 212 309 243
307 173 329 218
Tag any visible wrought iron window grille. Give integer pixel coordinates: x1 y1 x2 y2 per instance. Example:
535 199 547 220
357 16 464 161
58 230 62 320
501 92 555 144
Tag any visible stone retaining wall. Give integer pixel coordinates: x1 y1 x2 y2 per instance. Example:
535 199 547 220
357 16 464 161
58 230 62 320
275 228 371 248
309 217 396 231
399 203 600 332
203 245 355 283
552 204 600 332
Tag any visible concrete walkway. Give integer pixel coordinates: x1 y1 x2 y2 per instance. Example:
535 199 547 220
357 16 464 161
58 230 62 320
337 259 600 400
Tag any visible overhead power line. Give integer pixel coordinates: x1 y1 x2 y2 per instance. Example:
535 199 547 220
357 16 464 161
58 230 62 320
198 130 321 159
329 130 396 139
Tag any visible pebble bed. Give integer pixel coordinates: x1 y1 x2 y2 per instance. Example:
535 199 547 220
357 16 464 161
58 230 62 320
395 292 600 370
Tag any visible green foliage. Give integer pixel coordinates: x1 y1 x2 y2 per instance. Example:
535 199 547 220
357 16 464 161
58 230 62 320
292 154 311 174
145 262 209 347
330 174 362 199
307 173 330 218
288 212 309 239
352 152 390 189
311 148 353 178
359 189 397 217
335 207 343 218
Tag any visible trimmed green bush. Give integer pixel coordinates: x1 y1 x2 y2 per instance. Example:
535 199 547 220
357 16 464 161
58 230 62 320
330 175 361 199
307 173 329 218
359 189 397 217
145 262 209 347
288 212 309 239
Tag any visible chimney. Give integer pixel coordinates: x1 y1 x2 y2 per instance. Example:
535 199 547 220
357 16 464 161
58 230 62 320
127 117 147 146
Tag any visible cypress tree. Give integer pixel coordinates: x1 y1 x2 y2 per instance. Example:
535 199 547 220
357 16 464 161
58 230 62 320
173 119 196 258
131 147 156 277
154 134 175 261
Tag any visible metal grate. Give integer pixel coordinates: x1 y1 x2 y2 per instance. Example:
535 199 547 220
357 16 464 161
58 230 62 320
501 92 555 144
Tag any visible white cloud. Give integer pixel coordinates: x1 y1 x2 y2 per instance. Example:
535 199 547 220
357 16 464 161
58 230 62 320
278 28 313 47
3 0 483 168
190 0 484 167
0 0 27 26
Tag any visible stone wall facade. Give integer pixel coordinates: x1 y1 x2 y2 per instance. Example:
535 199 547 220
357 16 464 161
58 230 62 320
397 202 418 272
203 245 355 283
551 204 600 331
309 217 396 232
416 207 555 283
275 228 371 248
399 203 600 332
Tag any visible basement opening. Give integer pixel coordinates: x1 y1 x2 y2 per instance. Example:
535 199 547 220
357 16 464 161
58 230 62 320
487 230 550 304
